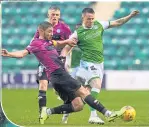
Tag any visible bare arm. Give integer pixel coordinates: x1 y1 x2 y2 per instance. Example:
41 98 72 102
53 38 77 48
60 45 73 57
2 49 29 58
109 10 139 28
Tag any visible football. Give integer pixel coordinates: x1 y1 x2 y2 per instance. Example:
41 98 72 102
121 106 136 121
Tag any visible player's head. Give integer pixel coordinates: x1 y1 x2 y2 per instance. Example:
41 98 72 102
82 8 95 28
38 21 53 41
47 6 60 25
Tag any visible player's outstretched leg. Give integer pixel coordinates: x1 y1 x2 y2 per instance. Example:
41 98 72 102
39 103 125 124
39 103 75 124
88 88 104 124
77 86 125 122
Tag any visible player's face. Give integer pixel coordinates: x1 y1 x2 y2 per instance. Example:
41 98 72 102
82 13 95 28
48 9 60 25
44 27 53 41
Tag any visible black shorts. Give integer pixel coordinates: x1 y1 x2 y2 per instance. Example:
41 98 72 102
50 68 81 104
36 65 48 84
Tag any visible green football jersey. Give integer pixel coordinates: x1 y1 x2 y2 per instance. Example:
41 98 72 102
71 46 82 68
76 20 104 63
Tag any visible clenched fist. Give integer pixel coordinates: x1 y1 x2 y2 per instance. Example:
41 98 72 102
130 10 139 17
1 49 9 57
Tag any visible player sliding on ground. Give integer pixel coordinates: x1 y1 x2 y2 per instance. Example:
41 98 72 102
2 21 125 125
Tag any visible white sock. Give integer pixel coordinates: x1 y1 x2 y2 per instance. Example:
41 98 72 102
63 113 69 117
90 110 98 117
104 110 112 117
46 108 52 115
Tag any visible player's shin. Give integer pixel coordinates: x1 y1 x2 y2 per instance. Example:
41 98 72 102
84 95 113 118
84 94 107 115
90 88 100 117
38 90 47 113
46 103 75 115
76 86 107 115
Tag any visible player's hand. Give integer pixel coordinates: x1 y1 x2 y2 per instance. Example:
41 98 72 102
130 10 139 17
67 38 77 47
1 49 9 57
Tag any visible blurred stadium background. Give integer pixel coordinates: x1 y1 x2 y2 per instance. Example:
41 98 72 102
1 1 149 127
2 1 149 89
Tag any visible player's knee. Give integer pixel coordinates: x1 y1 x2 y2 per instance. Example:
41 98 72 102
39 85 46 90
39 80 48 91
89 78 102 89
72 97 84 112
76 86 90 99
75 102 84 111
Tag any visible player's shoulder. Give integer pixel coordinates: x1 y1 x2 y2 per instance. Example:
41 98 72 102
32 38 40 42
59 20 68 26
94 20 106 28
59 21 70 29
31 38 43 45
94 20 100 24
76 25 83 32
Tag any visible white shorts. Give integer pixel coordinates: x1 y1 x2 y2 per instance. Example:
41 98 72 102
69 66 87 85
76 60 104 85
69 67 79 79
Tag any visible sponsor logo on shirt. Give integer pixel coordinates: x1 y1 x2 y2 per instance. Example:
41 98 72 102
93 25 98 29
57 29 61 33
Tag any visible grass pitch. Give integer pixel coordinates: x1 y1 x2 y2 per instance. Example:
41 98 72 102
2 89 149 127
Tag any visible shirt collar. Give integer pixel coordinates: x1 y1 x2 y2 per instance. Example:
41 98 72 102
82 24 93 29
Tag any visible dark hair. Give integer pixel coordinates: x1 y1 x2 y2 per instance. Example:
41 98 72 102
82 8 95 14
49 6 60 11
39 21 52 30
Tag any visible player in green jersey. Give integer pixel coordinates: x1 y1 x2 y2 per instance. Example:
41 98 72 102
61 8 139 124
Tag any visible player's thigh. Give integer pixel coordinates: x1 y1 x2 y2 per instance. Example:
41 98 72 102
79 60 99 85
95 62 104 81
75 85 90 99
36 65 48 83
88 62 104 88
69 67 79 79
63 71 81 93
57 92 70 104
51 70 81 95
56 89 77 104
75 67 88 86
58 90 84 111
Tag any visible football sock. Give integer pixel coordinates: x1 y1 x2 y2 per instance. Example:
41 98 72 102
90 88 100 117
104 110 112 117
38 90 46 113
84 95 107 115
47 103 74 115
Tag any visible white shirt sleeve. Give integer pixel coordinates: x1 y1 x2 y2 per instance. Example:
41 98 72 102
97 20 110 30
65 52 71 67
69 30 78 40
